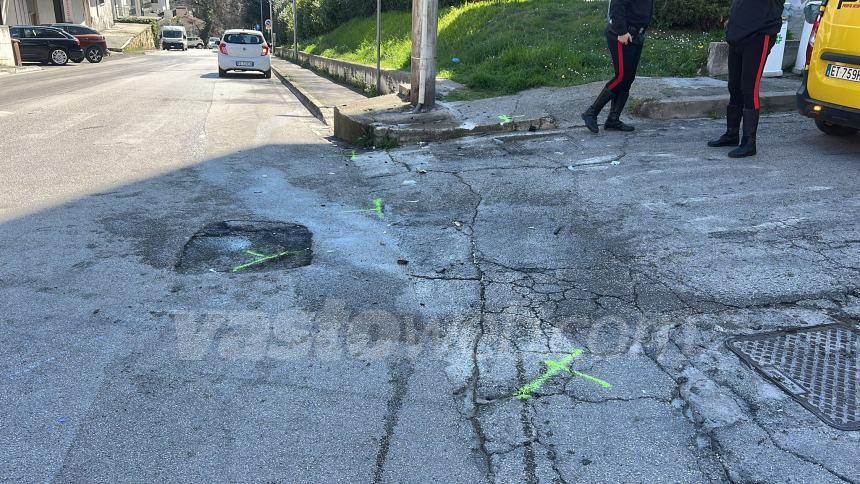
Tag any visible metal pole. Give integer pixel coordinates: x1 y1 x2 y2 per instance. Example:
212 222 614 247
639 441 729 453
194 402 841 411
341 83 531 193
259 0 263 32
292 0 297 61
376 0 381 95
269 0 274 46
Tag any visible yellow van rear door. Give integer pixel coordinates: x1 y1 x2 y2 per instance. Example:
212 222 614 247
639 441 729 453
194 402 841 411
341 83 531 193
808 0 860 109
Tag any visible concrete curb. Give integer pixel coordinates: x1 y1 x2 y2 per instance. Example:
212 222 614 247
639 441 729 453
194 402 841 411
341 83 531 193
633 91 797 119
374 116 557 146
271 63 330 126
333 95 556 147
0 65 42 76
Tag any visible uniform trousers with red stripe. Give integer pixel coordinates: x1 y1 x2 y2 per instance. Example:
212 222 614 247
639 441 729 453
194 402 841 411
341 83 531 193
727 33 777 110
605 30 644 96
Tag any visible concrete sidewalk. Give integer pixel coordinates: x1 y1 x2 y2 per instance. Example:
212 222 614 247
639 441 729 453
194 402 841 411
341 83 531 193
271 57 367 126
271 55 802 145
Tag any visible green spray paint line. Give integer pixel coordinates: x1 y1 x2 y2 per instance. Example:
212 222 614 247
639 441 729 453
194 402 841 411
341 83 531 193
245 250 267 257
343 198 384 219
513 348 611 400
231 248 307 273
571 370 612 389
351 150 358 161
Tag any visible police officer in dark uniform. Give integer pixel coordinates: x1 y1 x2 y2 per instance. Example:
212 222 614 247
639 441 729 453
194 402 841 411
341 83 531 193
708 0 784 157
582 0 655 134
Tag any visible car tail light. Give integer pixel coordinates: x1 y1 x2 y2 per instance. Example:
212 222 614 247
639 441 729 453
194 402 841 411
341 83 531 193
805 12 822 68
74 38 81 46
219 42 228 55
262 43 269 56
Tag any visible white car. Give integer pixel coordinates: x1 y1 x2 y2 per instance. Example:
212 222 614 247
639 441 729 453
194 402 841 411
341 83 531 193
217 29 271 78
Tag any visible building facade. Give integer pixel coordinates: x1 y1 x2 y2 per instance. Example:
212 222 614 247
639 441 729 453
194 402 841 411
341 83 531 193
1 0 115 31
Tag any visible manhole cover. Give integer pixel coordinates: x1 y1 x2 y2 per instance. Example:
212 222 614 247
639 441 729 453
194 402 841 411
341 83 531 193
727 322 859 431
177 220 313 274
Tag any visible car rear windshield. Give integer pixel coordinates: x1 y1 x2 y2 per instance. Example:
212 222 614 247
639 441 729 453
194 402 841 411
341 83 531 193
163 30 182 38
223 33 263 45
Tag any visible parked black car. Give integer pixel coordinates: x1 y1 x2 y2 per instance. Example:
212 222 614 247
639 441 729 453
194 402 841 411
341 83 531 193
9 26 85 66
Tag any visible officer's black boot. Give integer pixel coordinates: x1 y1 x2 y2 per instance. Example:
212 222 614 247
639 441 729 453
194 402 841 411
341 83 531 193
581 87 613 134
708 104 743 147
728 109 759 158
604 91 634 132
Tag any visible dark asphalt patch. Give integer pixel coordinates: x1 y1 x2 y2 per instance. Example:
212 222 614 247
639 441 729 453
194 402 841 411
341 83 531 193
176 220 313 274
727 322 860 431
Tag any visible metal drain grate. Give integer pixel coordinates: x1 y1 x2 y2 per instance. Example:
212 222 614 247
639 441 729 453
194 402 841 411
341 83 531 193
726 322 859 431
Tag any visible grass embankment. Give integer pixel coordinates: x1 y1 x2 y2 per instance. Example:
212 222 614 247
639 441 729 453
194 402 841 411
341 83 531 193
301 0 722 99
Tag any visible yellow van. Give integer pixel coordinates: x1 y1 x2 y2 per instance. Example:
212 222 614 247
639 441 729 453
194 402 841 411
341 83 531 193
797 0 860 136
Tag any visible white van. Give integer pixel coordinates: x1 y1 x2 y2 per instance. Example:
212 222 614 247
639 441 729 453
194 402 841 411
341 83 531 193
161 26 188 51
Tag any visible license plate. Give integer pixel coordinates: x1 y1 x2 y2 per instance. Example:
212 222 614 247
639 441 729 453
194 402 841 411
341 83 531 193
826 64 860 83
235 61 254 67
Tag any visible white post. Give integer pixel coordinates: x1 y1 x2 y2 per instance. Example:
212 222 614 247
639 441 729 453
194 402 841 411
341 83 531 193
764 1 792 77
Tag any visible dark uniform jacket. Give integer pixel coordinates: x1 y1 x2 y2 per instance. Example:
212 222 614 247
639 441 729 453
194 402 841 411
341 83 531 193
726 0 784 44
608 0 655 37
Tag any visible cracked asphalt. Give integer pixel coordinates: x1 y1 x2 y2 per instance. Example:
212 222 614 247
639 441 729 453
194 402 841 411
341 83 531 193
1 50 859 483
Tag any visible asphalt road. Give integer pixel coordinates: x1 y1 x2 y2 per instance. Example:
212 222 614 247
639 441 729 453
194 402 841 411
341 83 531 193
1 50 859 483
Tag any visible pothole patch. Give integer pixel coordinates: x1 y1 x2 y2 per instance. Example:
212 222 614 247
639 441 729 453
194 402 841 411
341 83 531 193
177 220 313 274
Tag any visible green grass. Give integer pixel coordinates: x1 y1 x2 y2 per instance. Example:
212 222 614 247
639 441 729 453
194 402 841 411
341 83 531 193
301 0 722 98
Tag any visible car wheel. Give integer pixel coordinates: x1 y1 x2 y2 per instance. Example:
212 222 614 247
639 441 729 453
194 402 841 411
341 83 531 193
86 46 103 63
815 120 858 137
263 69 271 79
218 68 226 78
49 48 69 66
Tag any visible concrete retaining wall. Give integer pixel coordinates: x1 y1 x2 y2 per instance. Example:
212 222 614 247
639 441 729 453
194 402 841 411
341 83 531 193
274 48 409 95
0 26 15 67
708 40 801 77
104 22 154 52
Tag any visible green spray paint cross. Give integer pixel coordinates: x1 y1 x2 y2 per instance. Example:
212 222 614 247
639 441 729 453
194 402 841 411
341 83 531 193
231 248 306 273
351 150 358 161
513 349 612 400
343 198 385 219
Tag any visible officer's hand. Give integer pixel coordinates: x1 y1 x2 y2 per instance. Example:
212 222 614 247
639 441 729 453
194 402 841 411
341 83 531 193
618 33 633 45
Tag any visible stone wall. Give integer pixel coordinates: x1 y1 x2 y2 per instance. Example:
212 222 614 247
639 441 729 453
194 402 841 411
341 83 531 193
104 22 155 52
274 48 409 95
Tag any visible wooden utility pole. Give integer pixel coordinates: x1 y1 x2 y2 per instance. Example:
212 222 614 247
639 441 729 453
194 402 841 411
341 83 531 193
376 0 382 95
410 0 438 109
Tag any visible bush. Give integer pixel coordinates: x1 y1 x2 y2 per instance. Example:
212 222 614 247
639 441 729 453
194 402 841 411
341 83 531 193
654 0 731 31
